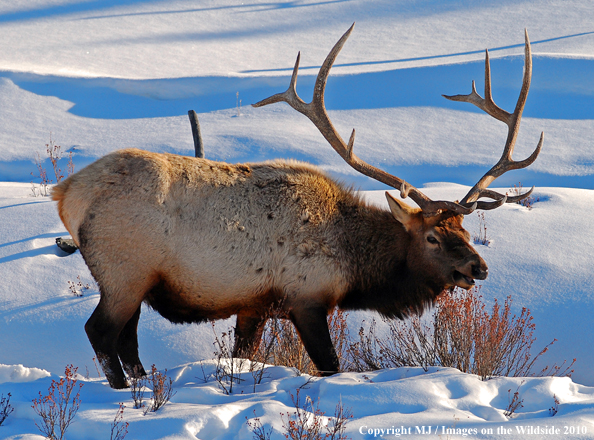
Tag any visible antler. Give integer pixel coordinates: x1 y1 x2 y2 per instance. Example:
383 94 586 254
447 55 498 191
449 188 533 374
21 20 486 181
443 29 544 210
252 23 475 217
253 25 543 216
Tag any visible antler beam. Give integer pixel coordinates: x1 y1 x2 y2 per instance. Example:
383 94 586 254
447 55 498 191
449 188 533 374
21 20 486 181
254 25 542 216
443 29 544 209
253 24 476 216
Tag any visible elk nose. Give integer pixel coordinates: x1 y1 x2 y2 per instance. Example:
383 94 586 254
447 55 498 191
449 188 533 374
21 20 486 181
471 264 488 280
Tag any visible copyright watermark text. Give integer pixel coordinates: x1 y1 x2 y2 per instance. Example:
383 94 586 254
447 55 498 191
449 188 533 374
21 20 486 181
358 424 588 437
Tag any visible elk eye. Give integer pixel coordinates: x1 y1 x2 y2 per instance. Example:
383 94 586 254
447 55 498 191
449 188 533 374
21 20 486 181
427 236 439 244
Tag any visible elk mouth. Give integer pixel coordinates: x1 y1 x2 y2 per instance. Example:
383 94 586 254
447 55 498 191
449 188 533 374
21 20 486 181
453 270 475 289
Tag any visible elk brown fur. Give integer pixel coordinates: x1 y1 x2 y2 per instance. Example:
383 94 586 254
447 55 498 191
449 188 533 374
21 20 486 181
52 148 487 388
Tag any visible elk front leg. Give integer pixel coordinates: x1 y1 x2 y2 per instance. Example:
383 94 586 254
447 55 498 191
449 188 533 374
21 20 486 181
233 314 266 359
290 307 339 376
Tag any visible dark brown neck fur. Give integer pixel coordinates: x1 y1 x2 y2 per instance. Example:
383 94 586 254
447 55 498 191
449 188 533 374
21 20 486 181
337 203 443 319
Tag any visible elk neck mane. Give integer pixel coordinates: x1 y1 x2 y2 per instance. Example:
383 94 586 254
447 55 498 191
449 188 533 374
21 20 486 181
334 201 445 319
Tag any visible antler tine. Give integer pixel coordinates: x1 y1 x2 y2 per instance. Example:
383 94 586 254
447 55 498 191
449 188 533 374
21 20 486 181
444 29 544 209
253 51 306 111
253 24 475 217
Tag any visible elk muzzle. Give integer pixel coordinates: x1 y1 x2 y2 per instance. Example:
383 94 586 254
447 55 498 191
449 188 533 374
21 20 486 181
453 255 488 289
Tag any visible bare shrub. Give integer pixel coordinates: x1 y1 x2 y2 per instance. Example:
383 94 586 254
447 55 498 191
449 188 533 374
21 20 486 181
253 307 311 376
435 288 574 379
66 151 75 176
349 314 437 373
32 365 83 440
347 320 384 372
68 275 90 297
509 182 539 209
504 381 525 417
326 397 353 440
280 388 352 440
46 136 65 184
205 307 276 393
129 367 147 410
211 322 247 394
349 287 575 380
144 365 176 413
281 388 327 440
473 212 491 246
549 394 560 417
0 392 14 426
249 331 275 392
531 342 576 378
110 402 129 440
31 135 75 197
92 356 102 378
31 151 50 197
246 410 273 440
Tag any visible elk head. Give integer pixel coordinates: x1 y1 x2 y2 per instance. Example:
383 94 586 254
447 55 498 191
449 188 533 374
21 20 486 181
253 23 543 290
386 193 488 291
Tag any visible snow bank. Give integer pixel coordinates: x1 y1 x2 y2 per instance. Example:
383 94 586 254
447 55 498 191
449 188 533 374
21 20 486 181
2 362 593 439
0 364 50 384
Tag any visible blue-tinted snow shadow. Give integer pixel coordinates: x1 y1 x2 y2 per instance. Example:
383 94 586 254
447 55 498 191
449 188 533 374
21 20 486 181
0 0 164 23
3 56 593 120
0 0 351 23
15 152 594 190
2 55 593 187
0 232 63 249
0 244 70 264
333 164 594 192
0 232 72 263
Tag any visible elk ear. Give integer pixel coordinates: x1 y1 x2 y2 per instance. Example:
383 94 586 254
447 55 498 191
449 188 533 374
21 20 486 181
385 191 420 232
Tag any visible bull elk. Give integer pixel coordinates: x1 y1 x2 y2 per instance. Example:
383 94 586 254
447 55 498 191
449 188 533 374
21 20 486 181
52 24 542 389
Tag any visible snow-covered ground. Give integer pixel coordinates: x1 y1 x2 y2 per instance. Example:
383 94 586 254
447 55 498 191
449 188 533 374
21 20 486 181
1 0 594 438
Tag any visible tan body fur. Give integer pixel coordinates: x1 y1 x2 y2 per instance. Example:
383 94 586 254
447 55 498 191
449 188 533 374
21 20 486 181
53 148 487 388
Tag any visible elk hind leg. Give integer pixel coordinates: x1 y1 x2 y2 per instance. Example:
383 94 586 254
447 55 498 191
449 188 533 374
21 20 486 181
117 305 146 378
85 296 143 389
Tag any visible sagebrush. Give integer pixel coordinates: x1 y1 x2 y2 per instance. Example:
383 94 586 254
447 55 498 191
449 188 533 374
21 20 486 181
32 365 83 440
348 287 575 380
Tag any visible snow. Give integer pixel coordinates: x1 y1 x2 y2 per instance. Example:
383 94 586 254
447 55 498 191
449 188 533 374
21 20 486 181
1 0 594 438
0 365 50 384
